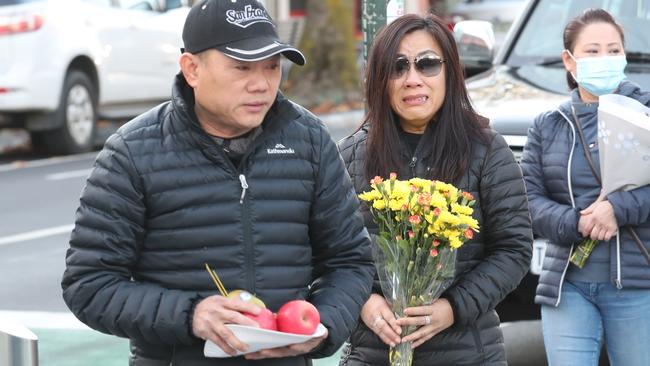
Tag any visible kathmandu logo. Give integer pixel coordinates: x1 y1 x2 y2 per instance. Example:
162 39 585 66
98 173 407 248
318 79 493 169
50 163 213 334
225 5 272 28
267 143 295 155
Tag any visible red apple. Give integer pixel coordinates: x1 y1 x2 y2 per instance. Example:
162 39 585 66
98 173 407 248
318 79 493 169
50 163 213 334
244 308 277 331
276 300 320 335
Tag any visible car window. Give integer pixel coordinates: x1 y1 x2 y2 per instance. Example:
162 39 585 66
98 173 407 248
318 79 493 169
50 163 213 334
165 0 182 9
509 0 650 65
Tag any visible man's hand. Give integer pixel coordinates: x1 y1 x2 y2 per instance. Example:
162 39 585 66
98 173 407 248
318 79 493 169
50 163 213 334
243 331 328 360
191 295 262 356
580 200 618 241
397 298 454 349
360 294 402 346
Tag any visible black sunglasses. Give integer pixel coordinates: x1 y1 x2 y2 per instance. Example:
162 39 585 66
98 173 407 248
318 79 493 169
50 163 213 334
391 54 445 79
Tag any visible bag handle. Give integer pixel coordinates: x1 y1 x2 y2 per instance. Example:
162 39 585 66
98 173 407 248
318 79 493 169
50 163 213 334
571 106 602 185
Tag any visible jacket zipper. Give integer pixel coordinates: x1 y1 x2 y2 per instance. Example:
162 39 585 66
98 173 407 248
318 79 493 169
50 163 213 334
409 156 417 177
238 173 255 296
555 109 578 307
615 232 622 289
239 174 248 204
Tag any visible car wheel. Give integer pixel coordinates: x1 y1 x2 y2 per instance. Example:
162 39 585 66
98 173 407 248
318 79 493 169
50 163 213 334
31 71 97 155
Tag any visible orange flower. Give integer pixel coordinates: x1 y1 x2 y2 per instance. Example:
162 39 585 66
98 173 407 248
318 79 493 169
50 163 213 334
408 215 421 225
433 207 442 216
432 239 440 247
401 204 409 211
370 176 383 185
462 192 475 201
417 192 431 206
430 249 439 257
407 230 415 238
389 172 398 180
464 229 474 239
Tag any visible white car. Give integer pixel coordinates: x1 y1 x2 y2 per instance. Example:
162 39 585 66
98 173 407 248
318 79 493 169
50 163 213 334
452 0 528 30
0 0 190 154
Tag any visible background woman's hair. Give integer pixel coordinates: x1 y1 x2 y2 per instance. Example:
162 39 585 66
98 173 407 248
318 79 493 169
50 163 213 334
363 13 488 183
563 8 625 90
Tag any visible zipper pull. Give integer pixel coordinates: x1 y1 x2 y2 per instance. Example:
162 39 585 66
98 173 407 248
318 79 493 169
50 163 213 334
409 157 417 168
239 174 248 204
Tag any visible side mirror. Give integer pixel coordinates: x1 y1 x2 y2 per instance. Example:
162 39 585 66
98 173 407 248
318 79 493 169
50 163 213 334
453 20 495 76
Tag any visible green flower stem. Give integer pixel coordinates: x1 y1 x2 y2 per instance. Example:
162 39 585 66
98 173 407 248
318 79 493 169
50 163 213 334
570 238 598 268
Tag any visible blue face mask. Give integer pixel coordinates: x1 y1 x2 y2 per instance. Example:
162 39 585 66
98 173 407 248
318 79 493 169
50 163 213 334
567 50 627 96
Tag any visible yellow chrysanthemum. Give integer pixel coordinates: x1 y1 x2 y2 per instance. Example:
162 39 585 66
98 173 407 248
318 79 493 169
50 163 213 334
358 189 382 202
425 212 434 225
449 235 463 249
427 224 442 235
429 192 447 209
435 181 459 201
437 210 461 226
360 177 477 253
409 178 431 190
389 198 407 211
451 203 473 216
458 214 480 230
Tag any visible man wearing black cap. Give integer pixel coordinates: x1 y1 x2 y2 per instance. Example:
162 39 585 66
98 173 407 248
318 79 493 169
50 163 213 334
61 0 374 365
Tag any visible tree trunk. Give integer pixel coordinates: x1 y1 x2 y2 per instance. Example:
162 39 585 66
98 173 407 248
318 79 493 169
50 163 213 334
284 0 361 112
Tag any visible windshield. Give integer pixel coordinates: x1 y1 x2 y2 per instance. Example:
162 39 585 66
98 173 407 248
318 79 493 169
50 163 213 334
510 0 650 65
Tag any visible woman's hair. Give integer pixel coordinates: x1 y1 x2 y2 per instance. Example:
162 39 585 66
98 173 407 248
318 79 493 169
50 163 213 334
563 8 625 90
363 13 488 183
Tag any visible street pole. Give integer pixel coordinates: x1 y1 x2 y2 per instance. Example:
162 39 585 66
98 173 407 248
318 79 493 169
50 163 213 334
0 320 38 366
361 0 405 62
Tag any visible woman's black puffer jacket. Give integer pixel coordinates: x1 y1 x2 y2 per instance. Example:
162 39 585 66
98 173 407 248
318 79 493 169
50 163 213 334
337 126 533 365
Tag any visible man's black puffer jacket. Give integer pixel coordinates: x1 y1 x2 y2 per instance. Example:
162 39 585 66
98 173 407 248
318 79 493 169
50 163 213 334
61 75 375 366
337 126 533 366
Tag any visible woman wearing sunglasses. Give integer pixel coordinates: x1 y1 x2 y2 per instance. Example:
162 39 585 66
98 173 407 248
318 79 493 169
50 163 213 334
338 13 533 365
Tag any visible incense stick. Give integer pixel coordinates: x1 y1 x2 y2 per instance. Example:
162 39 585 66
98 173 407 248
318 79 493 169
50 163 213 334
204 263 229 297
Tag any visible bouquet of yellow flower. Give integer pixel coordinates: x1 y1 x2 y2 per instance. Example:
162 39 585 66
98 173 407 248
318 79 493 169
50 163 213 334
358 173 479 366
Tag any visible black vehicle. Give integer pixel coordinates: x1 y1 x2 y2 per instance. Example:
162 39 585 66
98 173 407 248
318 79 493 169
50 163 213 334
456 0 650 364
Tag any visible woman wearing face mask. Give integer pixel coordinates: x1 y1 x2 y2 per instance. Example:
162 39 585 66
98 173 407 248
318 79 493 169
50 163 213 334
521 8 650 366
338 13 533 366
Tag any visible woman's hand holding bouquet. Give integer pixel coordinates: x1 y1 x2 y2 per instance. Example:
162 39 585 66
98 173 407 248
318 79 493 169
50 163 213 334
358 173 479 366
571 194 618 268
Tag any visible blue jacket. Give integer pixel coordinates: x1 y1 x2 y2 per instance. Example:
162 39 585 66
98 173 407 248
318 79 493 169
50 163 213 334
521 81 650 307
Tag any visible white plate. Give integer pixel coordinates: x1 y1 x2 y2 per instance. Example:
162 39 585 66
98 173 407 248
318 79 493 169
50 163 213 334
204 323 327 358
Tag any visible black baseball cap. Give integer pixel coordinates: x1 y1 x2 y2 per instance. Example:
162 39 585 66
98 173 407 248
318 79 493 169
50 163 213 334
182 0 306 66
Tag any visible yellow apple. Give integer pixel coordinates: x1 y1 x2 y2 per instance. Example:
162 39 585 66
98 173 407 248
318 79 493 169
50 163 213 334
227 290 266 308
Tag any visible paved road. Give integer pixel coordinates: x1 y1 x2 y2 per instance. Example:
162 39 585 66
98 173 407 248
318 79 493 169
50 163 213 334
0 112 362 365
